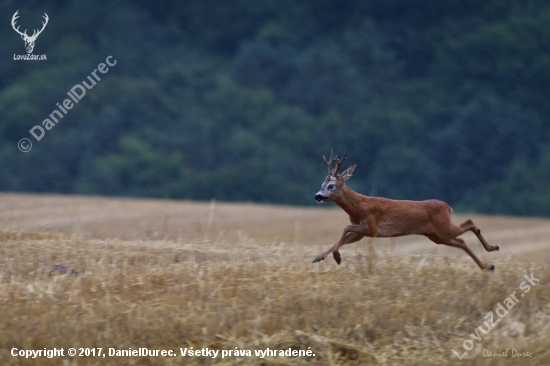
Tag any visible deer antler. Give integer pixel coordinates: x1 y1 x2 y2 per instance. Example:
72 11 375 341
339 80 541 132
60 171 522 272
323 150 335 174
323 150 347 176
29 13 49 40
333 151 347 176
11 11 27 37
11 11 48 41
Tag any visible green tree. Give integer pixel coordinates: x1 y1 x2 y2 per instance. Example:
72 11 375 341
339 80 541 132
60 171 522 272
432 94 542 203
369 145 442 200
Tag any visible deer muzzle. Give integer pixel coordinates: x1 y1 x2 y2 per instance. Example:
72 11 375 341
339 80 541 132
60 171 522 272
314 194 328 203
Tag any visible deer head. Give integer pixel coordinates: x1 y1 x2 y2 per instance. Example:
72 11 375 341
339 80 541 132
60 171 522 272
315 150 356 203
11 11 49 54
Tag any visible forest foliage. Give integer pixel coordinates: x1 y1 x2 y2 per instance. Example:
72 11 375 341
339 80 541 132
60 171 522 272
1 0 550 215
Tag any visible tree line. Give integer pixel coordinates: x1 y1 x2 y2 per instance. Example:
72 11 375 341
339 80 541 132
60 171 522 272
1 0 549 216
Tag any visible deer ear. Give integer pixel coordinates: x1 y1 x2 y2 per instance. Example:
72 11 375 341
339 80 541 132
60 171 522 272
340 163 356 180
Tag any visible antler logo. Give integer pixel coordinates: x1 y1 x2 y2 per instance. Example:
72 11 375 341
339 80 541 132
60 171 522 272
11 10 49 54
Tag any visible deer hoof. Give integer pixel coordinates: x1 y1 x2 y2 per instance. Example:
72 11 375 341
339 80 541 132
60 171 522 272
313 257 324 263
488 264 495 271
333 253 341 265
494 245 500 251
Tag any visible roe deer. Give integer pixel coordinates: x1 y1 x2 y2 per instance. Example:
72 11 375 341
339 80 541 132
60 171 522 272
313 150 499 270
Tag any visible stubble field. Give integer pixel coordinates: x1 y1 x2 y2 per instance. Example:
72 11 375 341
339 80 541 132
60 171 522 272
0 193 549 365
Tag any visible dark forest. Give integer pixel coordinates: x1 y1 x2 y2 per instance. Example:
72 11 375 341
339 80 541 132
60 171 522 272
2 0 550 215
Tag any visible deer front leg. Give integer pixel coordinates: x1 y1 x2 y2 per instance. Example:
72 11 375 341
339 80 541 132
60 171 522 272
313 232 363 263
313 224 374 264
332 224 376 264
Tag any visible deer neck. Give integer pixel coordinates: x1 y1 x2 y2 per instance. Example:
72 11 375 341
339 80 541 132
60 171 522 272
333 185 365 217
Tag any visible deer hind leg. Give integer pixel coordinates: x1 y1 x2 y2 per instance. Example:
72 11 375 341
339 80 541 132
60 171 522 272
428 235 494 271
431 212 499 252
457 219 499 252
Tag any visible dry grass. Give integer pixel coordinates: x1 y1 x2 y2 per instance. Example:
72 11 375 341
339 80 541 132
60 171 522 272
0 193 549 365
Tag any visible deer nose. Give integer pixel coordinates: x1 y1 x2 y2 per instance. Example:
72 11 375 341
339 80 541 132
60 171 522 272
314 194 327 202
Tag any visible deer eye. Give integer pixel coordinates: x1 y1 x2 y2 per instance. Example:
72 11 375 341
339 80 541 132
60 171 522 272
328 184 335 189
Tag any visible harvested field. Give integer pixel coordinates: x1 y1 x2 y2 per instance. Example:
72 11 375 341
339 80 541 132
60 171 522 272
0 193 549 365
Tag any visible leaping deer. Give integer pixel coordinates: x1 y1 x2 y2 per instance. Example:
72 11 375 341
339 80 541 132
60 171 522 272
11 10 49 54
313 150 499 270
